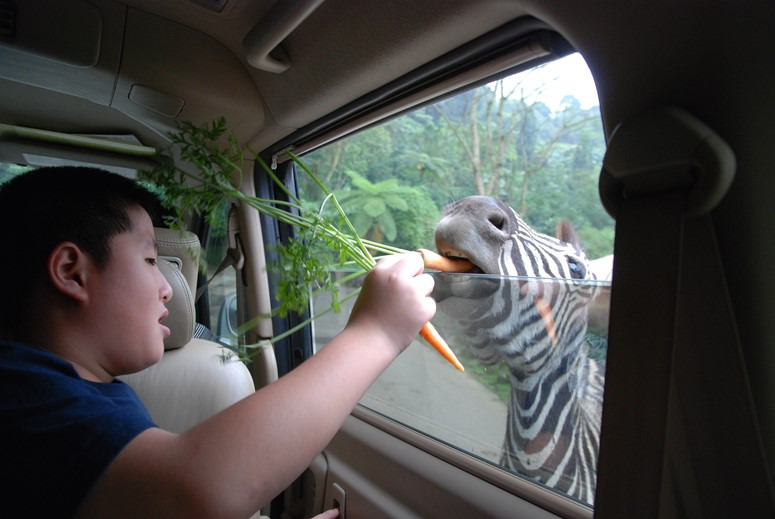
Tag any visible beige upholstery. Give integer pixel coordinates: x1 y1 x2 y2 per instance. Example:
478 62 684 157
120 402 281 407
120 229 255 433
154 227 201 296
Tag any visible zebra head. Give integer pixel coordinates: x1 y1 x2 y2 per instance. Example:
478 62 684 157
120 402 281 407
433 195 598 373
433 196 604 504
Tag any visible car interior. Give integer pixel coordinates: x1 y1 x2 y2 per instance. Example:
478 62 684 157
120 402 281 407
2 0 774 517
119 228 257 434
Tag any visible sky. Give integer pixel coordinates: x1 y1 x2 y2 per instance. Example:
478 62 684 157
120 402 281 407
504 53 600 112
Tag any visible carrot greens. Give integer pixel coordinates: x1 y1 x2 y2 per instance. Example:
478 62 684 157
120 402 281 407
141 118 463 371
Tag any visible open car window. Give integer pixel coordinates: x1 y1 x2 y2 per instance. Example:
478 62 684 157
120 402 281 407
296 53 611 507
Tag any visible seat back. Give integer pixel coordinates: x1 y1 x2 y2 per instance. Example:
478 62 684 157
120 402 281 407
120 229 255 433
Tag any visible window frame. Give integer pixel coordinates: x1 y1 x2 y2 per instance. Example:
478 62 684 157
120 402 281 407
255 21 601 518
258 21 582 375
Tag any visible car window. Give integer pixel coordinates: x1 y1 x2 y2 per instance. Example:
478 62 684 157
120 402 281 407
296 52 611 507
0 163 35 184
199 202 240 346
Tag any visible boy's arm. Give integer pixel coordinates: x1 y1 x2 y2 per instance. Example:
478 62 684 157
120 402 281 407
77 253 435 519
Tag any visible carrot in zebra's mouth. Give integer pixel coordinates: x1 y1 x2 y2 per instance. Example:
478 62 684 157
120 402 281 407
418 248 477 273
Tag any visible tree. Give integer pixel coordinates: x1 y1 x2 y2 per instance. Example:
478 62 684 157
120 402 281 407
433 78 600 217
335 170 439 251
433 81 522 198
298 62 613 257
512 99 597 216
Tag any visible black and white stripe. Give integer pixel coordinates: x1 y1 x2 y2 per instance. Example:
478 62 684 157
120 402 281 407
433 195 603 505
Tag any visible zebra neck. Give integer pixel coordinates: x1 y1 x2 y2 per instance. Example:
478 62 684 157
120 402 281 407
510 335 587 389
509 344 588 433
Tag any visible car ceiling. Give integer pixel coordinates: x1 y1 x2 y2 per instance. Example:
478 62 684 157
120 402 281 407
0 0 534 151
1 1 774 154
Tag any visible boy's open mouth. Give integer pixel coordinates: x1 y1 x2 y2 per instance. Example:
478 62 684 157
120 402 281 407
159 310 170 337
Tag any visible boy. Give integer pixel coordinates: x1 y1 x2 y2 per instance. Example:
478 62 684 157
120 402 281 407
0 167 436 518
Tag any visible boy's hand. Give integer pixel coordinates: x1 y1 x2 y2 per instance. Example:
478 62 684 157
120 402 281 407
347 253 436 355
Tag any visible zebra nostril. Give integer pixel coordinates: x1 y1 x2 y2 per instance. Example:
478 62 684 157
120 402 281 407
488 212 506 231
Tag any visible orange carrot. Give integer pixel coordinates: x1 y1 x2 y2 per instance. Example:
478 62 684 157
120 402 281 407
414 249 469 371
534 296 558 347
419 322 465 371
418 248 474 273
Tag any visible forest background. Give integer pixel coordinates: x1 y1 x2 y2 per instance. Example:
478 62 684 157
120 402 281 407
297 65 613 262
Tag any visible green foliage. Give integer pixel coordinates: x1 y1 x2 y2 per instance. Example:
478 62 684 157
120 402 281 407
333 170 438 250
299 80 612 258
389 187 439 252
139 117 240 232
586 331 608 363
140 119 408 347
270 227 348 317
340 171 406 240
138 59 613 371
459 351 512 403
295 69 612 390
0 163 35 185
577 226 615 261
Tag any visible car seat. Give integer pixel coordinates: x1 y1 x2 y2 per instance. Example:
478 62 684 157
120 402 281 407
120 229 255 433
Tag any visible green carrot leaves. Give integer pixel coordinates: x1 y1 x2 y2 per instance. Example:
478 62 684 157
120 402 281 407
140 118 401 345
141 118 464 371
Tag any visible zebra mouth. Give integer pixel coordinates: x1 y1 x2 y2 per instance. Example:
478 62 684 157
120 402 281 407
430 267 499 301
434 245 486 274
443 254 485 274
430 245 499 300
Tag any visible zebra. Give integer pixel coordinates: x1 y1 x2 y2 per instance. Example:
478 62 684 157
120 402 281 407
432 195 604 505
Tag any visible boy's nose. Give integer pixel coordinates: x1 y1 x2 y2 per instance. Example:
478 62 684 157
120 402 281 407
160 275 173 302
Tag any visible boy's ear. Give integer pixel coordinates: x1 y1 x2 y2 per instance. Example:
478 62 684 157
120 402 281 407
48 242 90 302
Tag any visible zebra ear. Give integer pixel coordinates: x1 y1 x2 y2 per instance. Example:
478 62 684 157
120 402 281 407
555 218 583 249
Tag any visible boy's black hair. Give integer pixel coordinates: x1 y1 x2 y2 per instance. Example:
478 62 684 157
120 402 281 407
0 166 163 340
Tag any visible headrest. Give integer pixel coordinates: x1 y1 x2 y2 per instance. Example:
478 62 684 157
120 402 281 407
159 259 195 351
154 228 201 297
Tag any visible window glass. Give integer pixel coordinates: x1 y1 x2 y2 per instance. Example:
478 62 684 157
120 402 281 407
199 201 239 346
0 163 35 184
297 53 611 506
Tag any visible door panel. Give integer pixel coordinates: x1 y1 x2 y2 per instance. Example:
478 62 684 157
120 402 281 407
313 413 578 518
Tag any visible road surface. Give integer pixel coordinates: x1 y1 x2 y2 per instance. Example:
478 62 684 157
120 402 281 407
312 290 507 463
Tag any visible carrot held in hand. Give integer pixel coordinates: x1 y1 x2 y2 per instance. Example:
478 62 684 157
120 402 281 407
419 322 465 372
413 248 468 371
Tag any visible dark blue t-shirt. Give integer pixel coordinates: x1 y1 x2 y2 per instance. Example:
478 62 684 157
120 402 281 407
0 341 155 517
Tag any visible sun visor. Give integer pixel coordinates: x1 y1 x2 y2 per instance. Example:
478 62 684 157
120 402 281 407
0 0 125 106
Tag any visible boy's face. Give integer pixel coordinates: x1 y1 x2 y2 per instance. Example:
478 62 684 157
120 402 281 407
85 205 173 376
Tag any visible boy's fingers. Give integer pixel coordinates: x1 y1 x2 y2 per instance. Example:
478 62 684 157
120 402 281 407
374 252 424 276
416 273 435 296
